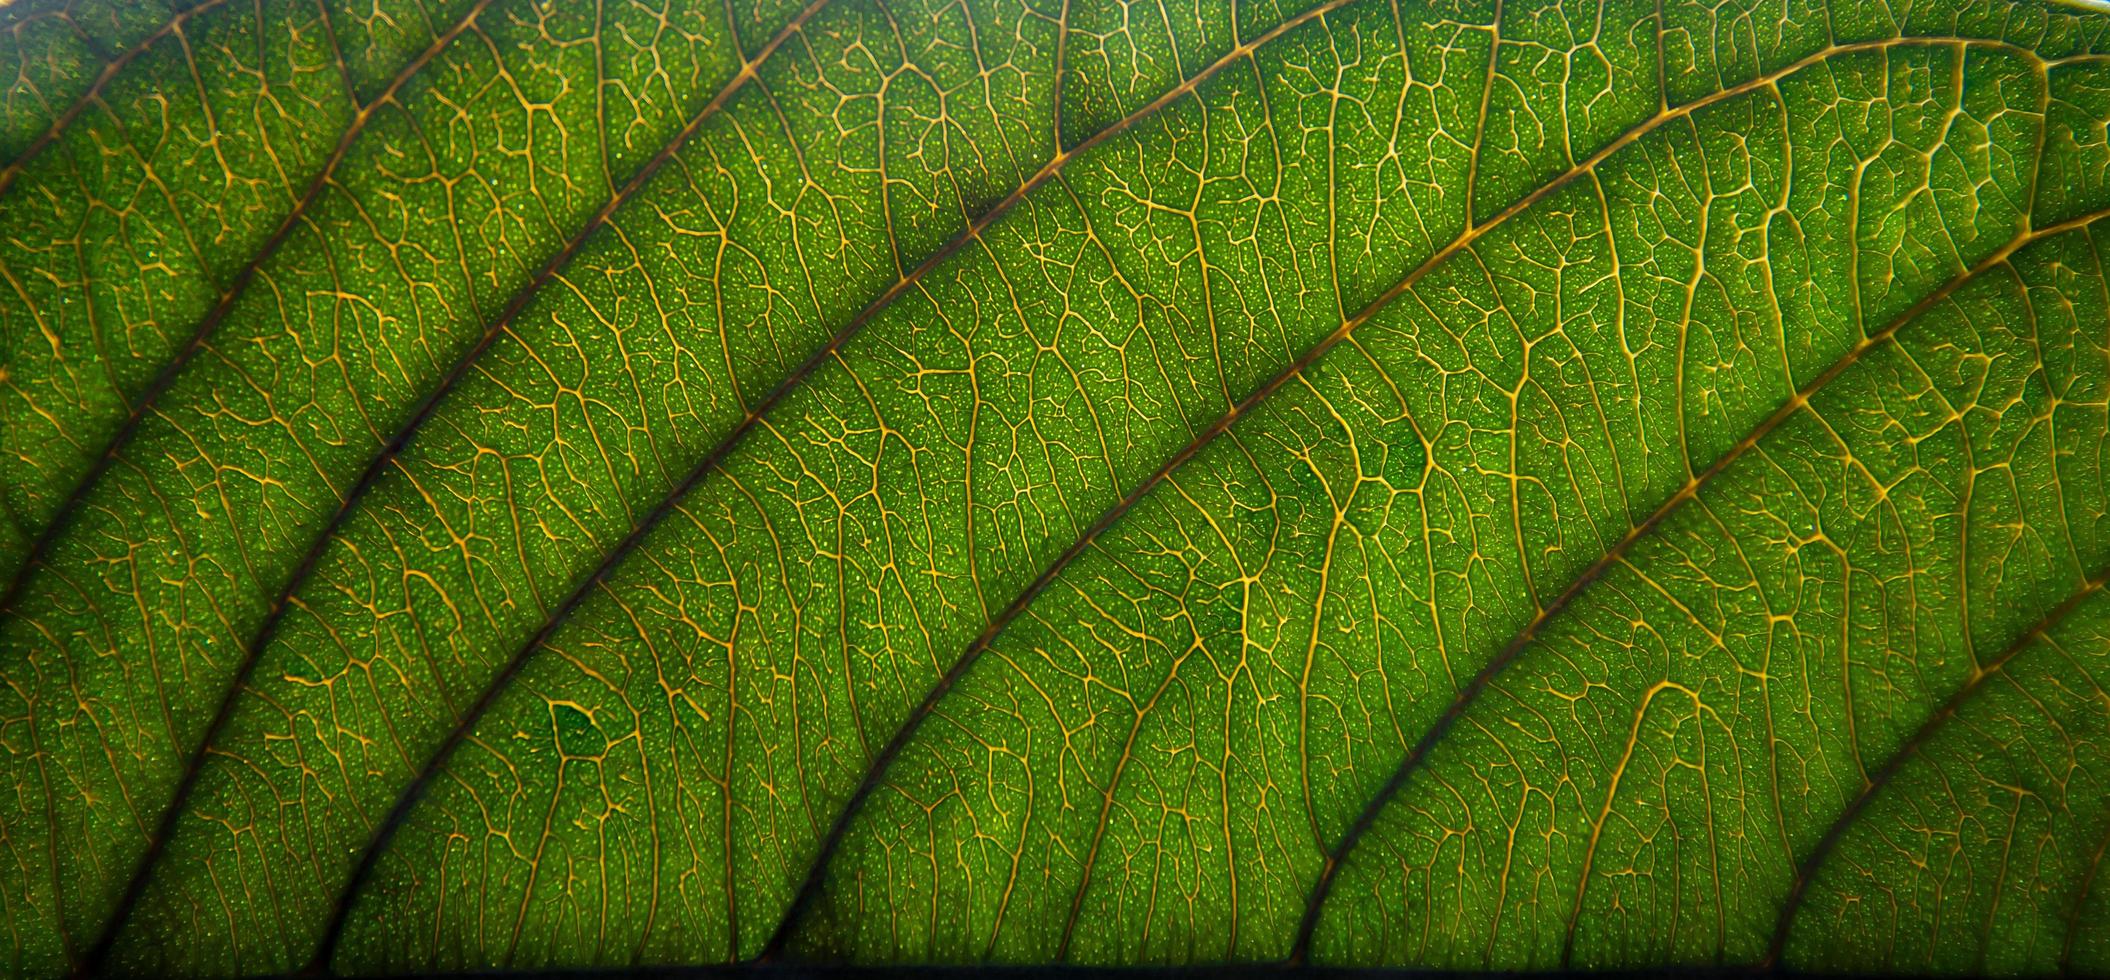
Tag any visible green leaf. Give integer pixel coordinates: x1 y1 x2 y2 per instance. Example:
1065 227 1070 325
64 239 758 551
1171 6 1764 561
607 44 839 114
0 0 2107 975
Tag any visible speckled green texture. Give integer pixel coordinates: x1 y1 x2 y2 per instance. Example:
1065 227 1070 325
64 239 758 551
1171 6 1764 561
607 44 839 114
0 0 2108 975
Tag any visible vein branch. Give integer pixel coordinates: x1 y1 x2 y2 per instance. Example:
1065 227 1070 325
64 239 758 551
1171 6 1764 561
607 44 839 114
74 0 831 968
307 0 1361 967
1291 184 2110 969
0 0 496 635
1765 567 2110 966
0 0 240 196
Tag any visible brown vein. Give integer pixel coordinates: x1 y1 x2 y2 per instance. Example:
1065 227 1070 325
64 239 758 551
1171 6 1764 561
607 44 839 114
747 31 2061 967
0 0 494 643
0 0 239 196
74 0 833 969
1765 564 2110 966
1294 157 2110 972
309 0 1366 968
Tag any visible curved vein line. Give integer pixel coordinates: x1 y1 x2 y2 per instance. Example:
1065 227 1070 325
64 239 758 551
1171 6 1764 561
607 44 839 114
1765 564 2110 966
749 30 2036 965
1290 198 2110 967
2065 802 2110 974
0 0 494 638
64 1 500 966
14 4 2098 973
752 0 1463 954
308 0 1362 967
0 0 239 196
71 1 829 970
1056 644 1195 961
1563 679 1702 966
780 30 2042 963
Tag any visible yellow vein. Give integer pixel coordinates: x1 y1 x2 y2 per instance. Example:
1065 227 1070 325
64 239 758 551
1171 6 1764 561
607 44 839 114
0 0 237 195
307 0 1363 969
0 0 494 631
1296 165 2110 971
75 0 830 970
766 24 2053 972
1766 566 2110 966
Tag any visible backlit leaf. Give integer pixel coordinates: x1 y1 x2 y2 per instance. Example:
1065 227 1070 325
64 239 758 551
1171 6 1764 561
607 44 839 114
0 0 2106 974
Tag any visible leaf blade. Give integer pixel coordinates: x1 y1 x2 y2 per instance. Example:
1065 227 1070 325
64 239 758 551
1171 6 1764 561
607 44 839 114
0 0 2104 974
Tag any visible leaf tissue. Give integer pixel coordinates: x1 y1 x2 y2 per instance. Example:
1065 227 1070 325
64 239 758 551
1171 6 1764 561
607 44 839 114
1 0 2109 974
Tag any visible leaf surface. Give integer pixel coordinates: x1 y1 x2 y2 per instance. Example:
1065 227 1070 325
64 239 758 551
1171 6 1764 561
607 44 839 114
0 0 2106 975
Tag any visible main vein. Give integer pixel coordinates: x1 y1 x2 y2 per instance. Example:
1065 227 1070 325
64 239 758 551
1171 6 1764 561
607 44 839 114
303 0 1362 968
1292 140 2110 972
0 0 238 196
0 0 495 632
1765 564 2110 965
76 0 831 969
759 31 2057 965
